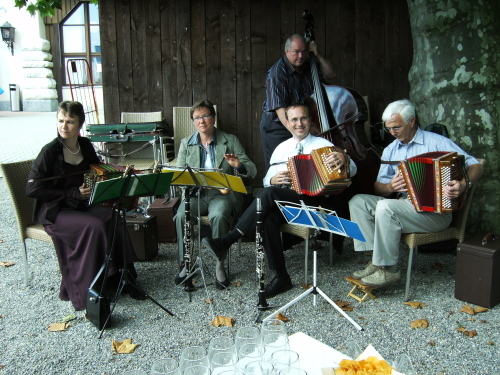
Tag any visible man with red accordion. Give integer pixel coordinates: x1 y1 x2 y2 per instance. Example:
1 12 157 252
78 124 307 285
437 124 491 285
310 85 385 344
203 103 357 298
349 99 483 288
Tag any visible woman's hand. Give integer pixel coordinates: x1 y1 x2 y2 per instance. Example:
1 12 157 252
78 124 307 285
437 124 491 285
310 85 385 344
79 183 92 200
224 153 241 168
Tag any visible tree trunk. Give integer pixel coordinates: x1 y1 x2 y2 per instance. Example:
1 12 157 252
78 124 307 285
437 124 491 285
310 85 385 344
407 0 500 234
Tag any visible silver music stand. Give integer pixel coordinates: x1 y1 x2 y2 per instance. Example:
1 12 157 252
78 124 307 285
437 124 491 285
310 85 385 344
262 200 366 331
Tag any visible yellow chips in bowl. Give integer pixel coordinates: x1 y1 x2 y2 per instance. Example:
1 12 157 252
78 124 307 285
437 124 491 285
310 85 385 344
335 356 392 375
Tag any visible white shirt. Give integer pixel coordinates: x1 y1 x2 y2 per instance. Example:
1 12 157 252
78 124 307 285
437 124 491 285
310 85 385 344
263 133 358 187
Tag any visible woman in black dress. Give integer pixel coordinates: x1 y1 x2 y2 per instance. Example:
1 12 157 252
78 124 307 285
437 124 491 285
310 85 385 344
26 101 139 311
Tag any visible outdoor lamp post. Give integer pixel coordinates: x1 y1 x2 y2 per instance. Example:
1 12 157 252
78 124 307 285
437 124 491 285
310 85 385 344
1 22 15 56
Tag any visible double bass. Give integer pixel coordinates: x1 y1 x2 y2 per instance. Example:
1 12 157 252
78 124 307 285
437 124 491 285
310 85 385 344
302 10 381 197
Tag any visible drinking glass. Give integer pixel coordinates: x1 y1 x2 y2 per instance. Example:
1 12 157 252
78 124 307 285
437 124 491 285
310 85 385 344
262 332 289 360
392 354 417 375
235 326 261 351
210 351 238 375
237 342 265 371
244 360 275 375
151 358 181 375
179 346 210 372
278 369 308 375
182 365 211 375
207 336 236 361
260 319 287 339
270 350 300 371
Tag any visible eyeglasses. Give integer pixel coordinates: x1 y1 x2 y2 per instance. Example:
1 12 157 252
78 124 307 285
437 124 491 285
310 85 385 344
288 49 307 56
384 125 403 133
193 114 212 122
288 116 310 124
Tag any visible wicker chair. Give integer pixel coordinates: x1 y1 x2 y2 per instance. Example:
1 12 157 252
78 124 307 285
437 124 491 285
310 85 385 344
280 224 334 285
0 160 54 286
402 158 485 301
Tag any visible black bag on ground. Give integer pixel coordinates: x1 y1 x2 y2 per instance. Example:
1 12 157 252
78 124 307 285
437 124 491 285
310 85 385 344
86 263 111 330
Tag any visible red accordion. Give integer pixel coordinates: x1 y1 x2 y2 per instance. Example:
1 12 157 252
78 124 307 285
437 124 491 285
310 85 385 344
287 146 351 196
398 151 467 213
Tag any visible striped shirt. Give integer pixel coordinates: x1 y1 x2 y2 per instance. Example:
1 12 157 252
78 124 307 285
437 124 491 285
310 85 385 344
262 56 316 122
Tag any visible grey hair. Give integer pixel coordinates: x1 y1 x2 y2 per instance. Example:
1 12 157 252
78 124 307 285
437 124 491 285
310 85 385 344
382 99 415 124
284 34 307 53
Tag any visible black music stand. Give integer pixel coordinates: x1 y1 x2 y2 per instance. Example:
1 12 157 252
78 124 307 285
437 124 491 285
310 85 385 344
90 169 175 337
164 165 246 307
262 200 365 331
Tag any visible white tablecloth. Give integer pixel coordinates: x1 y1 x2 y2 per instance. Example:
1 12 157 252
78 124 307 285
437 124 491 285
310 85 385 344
288 332 349 375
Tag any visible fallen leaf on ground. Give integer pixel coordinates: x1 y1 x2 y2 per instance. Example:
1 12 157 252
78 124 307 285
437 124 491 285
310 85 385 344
204 298 213 304
456 327 477 338
410 319 428 328
62 314 76 322
232 281 242 287
335 300 354 312
474 306 489 313
460 305 476 315
404 301 426 309
112 339 139 354
428 340 436 346
211 316 234 327
48 322 70 332
301 283 313 289
432 262 443 269
0 261 15 268
487 341 495 345
275 313 289 322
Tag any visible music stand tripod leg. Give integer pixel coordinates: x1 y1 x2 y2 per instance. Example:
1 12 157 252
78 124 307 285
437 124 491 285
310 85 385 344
263 234 363 331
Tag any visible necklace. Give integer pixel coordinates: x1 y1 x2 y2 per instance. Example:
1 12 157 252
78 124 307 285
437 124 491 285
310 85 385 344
62 141 81 155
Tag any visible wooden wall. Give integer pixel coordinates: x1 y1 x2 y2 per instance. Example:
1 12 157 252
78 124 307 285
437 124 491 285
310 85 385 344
97 0 412 183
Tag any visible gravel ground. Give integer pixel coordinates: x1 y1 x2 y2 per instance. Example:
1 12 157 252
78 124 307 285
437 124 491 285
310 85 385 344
0 177 499 375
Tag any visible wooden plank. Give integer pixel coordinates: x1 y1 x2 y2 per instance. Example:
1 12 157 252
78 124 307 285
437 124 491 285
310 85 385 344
99 0 120 123
116 0 133 119
354 0 371 94
325 0 341 84
368 2 386 124
250 0 268 183
191 0 207 104
339 1 356 88
220 0 237 135
235 1 254 160
130 0 148 110
205 1 222 110
159 0 177 126
280 0 295 42
382 0 401 120
265 1 281 83
145 0 163 111
399 1 413 99
175 0 192 106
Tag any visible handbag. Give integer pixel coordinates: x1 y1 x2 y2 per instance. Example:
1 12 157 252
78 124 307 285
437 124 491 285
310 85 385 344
86 262 111 330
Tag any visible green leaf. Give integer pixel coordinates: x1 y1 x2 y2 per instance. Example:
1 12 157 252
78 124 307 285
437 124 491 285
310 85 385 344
61 314 76 323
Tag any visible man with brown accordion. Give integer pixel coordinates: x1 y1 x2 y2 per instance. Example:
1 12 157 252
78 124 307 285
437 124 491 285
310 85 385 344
349 99 483 288
203 103 357 298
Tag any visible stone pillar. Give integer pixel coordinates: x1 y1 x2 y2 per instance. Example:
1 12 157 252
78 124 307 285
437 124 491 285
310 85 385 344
21 38 58 112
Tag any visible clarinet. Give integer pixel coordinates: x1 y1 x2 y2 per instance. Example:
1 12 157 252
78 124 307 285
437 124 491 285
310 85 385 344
183 187 195 291
255 198 269 309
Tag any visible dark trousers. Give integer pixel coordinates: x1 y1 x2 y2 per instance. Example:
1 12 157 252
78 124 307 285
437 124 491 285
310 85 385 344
260 113 291 171
235 187 329 273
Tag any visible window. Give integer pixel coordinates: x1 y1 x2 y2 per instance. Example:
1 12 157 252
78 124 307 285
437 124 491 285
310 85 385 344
61 2 101 85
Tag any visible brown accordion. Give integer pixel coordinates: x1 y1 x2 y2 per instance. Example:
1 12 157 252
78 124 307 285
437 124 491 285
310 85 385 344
398 151 467 213
84 163 138 210
287 146 351 196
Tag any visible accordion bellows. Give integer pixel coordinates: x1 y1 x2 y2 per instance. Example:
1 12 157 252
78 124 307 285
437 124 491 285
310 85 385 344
287 146 351 196
398 151 467 213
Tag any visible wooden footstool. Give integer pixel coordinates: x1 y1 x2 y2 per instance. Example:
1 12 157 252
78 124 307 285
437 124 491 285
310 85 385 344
345 276 377 302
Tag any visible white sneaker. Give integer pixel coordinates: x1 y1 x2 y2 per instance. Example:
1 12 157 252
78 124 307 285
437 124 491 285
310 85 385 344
352 262 378 279
361 266 401 287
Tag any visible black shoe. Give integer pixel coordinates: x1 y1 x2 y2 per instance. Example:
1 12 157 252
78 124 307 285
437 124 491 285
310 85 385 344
174 273 187 285
123 283 147 300
265 275 293 298
202 237 229 261
215 278 230 290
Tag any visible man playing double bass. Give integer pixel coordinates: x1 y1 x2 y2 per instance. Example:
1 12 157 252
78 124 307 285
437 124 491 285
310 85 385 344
260 34 336 171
